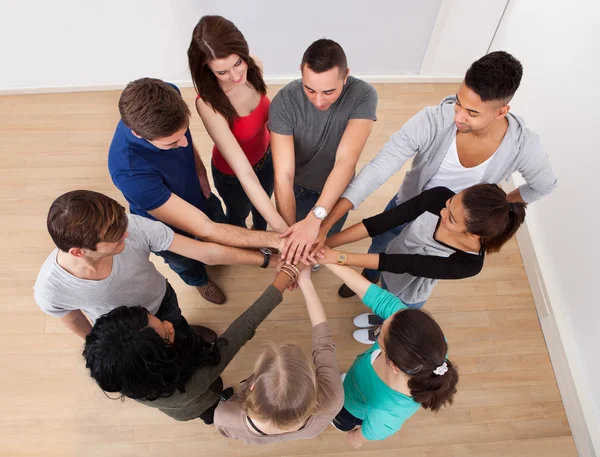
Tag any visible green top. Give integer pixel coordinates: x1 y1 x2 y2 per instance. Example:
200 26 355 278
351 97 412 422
343 284 420 440
136 285 283 421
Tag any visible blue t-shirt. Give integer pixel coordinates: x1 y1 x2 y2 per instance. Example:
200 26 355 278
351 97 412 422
108 111 205 237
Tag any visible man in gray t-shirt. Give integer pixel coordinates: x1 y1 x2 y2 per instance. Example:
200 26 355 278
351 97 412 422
34 190 279 339
270 39 377 265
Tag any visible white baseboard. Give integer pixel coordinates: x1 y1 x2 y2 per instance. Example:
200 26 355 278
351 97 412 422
0 74 462 96
516 221 599 457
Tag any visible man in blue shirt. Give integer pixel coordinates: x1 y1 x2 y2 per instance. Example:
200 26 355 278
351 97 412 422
109 78 281 304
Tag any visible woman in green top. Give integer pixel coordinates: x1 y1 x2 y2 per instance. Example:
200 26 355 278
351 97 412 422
324 263 459 448
83 265 302 425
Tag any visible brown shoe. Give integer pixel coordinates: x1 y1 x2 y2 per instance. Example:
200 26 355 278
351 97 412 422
196 278 226 305
190 325 217 344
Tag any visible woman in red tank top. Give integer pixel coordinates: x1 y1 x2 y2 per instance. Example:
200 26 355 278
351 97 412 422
188 16 288 233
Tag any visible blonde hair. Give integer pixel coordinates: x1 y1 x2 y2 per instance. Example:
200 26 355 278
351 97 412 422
240 341 317 428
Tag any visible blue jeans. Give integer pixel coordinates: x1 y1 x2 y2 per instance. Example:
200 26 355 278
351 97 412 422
212 152 274 230
294 184 349 236
154 280 192 334
154 193 227 287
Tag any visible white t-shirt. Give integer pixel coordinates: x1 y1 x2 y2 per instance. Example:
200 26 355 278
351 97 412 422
34 214 174 323
424 136 494 192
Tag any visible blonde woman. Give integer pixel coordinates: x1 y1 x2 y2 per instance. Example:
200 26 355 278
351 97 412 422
214 268 343 442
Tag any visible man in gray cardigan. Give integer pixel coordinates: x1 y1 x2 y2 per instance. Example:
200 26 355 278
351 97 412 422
314 51 557 297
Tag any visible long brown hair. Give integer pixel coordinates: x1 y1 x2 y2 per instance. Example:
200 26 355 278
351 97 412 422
462 183 527 254
384 309 459 412
239 342 318 429
187 15 267 125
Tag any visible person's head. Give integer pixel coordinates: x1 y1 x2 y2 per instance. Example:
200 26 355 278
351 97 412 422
47 190 129 259
454 51 523 133
378 309 458 412
83 306 220 401
188 15 267 124
240 341 318 429
439 184 527 254
300 38 349 111
119 78 191 150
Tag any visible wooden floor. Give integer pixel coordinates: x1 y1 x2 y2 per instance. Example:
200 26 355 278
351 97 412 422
0 84 578 457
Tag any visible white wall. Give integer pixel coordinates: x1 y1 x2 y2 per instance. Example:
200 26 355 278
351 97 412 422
0 0 442 91
420 0 508 76
491 1 600 455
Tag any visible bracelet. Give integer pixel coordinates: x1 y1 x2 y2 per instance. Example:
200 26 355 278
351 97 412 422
284 263 299 276
279 267 296 282
280 264 298 280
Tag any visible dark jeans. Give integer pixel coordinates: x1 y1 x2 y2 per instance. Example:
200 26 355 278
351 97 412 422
333 406 363 432
154 280 192 335
294 184 349 236
212 152 274 231
153 193 227 287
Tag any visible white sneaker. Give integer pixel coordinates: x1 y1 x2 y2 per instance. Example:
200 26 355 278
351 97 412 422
353 328 379 345
311 263 322 272
353 313 384 328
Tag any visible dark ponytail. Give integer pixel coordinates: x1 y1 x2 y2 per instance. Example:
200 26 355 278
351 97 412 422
383 309 458 412
462 184 527 254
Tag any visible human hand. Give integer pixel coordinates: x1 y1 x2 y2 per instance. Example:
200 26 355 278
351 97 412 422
314 245 337 265
295 263 311 287
279 215 322 265
310 224 330 258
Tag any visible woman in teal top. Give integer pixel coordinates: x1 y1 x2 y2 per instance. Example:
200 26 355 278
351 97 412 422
324 263 459 448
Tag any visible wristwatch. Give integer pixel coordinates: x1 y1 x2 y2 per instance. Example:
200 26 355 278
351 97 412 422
260 248 271 269
312 205 328 220
337 252 348 265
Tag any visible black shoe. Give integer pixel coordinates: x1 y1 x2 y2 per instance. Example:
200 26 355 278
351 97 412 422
191 325 218 344
338 270 380 298
220 387 235 402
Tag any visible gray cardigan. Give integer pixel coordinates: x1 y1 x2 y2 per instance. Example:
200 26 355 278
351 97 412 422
136 286 283 421
342 95 557 208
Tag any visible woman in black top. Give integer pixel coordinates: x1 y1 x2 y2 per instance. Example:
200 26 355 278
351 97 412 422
319 184 526 318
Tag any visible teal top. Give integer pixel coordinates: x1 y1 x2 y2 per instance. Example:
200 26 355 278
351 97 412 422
343 284 420 440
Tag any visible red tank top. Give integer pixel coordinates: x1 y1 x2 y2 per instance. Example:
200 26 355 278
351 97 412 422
198 94 271 175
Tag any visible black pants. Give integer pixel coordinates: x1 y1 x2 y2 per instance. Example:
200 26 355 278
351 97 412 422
198 376 225 425
333 406 363 431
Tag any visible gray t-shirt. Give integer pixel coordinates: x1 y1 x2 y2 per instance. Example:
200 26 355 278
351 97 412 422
34 214 174 323
269 76 378 191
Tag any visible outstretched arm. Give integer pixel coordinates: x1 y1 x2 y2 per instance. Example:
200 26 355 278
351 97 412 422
61 310 93 339
149 193 282 250
167 234 275 268
296 269 327 327
323 263 372 299
197 99 288 233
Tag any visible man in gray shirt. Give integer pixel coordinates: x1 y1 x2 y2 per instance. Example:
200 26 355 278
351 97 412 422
34 190 282 339
314 51 557 297
270 39 378 265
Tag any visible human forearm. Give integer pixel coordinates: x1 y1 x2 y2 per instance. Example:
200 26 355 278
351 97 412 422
298 279 327 326
204 223 282 250
325 252 379 270
323 264 371 299
238 171 288 233
315 163 355 213
326 222 370 248
321 198 354 233
274 180 296 227
348 428 369 448
185 241 274 268
60 310 92 339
